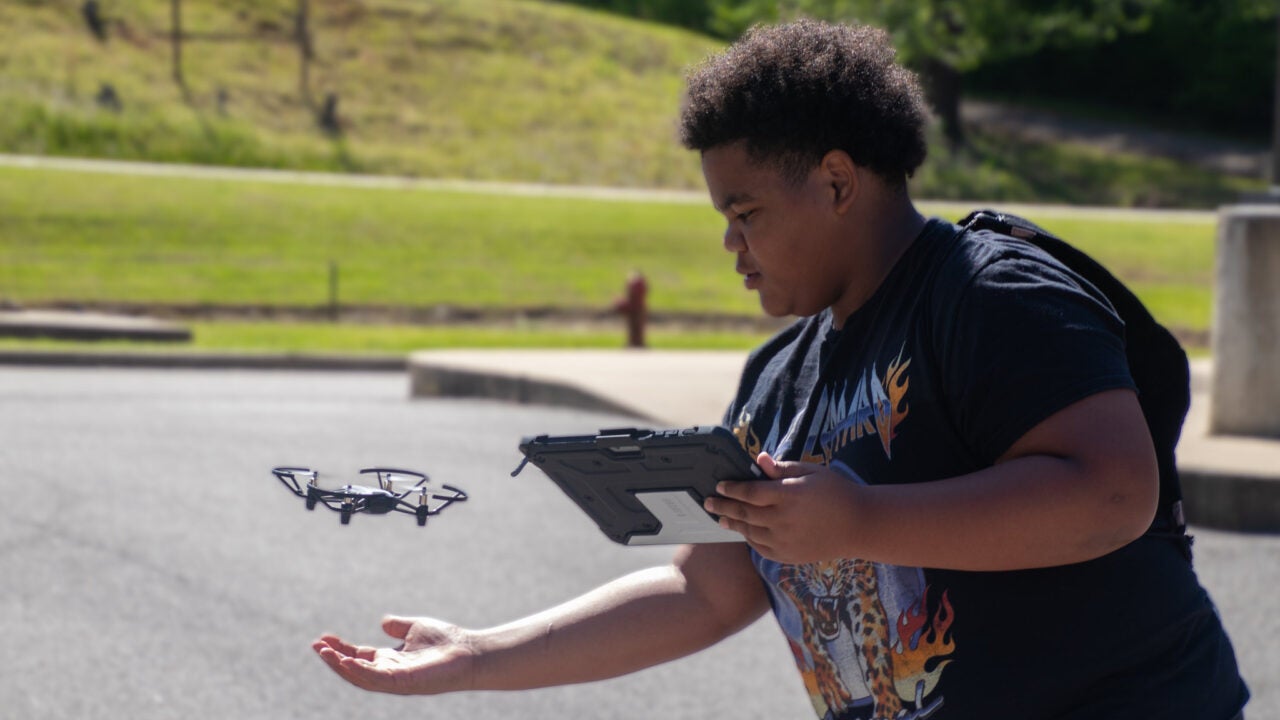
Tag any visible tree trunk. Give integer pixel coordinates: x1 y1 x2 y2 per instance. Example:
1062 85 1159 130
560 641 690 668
1271 12 1280 187
921 57 964 150
297 0 313 106
171 0 183 88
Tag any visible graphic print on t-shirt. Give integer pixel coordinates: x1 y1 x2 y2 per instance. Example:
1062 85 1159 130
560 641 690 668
811 347 911 462
738 347 955 720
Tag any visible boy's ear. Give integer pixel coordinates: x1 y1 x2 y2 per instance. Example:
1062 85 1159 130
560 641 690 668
819 150 859 215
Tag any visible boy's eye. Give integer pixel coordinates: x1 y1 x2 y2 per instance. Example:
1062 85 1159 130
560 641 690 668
736 209 755 223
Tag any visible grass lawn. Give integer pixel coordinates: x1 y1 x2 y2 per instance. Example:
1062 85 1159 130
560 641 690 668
0 320 777 354
0 163 744 312
0 163 1219 354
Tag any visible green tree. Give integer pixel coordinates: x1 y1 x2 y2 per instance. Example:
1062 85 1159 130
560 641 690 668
968 0 1276 139
709 0 1159 148
549 0 715 32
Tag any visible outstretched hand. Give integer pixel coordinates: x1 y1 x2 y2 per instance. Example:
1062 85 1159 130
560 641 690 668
313 615 477 695
705 452 864 564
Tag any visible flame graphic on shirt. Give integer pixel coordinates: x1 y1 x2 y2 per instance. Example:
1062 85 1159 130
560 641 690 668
891 588 955 700
817 346 912 461
876 352 911 459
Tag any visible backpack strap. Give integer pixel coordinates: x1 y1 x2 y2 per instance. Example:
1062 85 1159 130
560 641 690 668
959 209 1194 560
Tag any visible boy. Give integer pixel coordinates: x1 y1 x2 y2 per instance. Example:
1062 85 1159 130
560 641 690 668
314 19 1248 719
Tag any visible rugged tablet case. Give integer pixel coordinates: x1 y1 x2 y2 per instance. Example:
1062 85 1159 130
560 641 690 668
514 426 764 545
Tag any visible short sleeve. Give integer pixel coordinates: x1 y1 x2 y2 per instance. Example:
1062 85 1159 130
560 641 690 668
936 248 1135 463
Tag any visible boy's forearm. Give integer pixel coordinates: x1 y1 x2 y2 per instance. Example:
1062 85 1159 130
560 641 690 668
849 390 1160 570
711 389 1159 569
469 546 768 690
849 452 1156 571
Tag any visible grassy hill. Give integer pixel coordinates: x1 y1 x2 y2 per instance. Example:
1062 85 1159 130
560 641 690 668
0 0 1261 206
0 0 719 188
0 0 1242 356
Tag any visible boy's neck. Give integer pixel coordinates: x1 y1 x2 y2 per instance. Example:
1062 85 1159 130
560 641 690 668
829 189 926 330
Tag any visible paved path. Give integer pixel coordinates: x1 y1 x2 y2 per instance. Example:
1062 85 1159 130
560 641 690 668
0 152 1219 221
963 100 1269 178
0 365 1273 719
0 339 1276 532
0 366 811 720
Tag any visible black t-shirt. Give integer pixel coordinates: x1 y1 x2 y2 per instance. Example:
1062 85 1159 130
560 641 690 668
725 219 1249 720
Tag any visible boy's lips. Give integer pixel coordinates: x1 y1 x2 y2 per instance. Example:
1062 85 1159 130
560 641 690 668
736 258 761 289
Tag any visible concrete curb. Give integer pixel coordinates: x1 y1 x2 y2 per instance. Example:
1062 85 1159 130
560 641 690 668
408 362 655 421
0 310 192 343
1177 361 1280 533
407 349 744 429
0 349 405 371
1180 467 1280 533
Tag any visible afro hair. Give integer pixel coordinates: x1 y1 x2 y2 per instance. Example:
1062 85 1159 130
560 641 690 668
680 19 929 186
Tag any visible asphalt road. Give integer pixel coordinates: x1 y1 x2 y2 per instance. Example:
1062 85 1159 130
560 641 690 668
1 367 1275 719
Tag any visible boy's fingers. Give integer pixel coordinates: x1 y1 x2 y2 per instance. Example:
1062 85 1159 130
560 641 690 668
336 658 394 693
382 615 414 640
315 634 375 660
715 479 778 505
757 452 821 479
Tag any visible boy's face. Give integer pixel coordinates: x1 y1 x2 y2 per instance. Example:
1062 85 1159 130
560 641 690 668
701 142 854 319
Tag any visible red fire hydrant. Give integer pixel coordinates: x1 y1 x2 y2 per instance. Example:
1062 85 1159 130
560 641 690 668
614 272 647 348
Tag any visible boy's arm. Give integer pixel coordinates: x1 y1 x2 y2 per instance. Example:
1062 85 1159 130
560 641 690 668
313 541 769 695
708 387 1160 570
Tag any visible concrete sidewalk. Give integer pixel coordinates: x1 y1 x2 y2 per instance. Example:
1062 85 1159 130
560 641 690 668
0 309 191 342
408 349 742 427
407 349 1280 533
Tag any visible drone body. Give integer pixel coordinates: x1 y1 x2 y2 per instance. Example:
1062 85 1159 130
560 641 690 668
273 467 466 526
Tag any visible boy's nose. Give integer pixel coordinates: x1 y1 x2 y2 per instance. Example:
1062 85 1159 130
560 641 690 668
723 225 746 252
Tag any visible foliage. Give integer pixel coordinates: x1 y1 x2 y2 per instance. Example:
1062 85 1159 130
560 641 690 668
705 0 1157 67
968 0 1278 138
701 0 1162 145
547 0 1276 141
547 0 715 32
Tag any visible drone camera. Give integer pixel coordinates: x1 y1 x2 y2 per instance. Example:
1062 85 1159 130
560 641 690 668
363 492 400 515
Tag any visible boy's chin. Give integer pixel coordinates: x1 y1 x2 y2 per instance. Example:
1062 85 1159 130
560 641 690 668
759 296 819 320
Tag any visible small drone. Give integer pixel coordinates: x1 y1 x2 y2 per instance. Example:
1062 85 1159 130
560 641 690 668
272 466 467 526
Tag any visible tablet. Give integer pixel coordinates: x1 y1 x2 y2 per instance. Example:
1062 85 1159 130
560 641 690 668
512 426 764 546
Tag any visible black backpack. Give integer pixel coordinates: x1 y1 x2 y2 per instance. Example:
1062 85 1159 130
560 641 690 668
959 210 1193 559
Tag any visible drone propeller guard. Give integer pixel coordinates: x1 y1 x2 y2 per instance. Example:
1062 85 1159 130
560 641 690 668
272 466 467 526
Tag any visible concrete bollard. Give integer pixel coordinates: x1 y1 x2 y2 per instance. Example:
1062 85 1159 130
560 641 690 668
1210 205 1280 438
